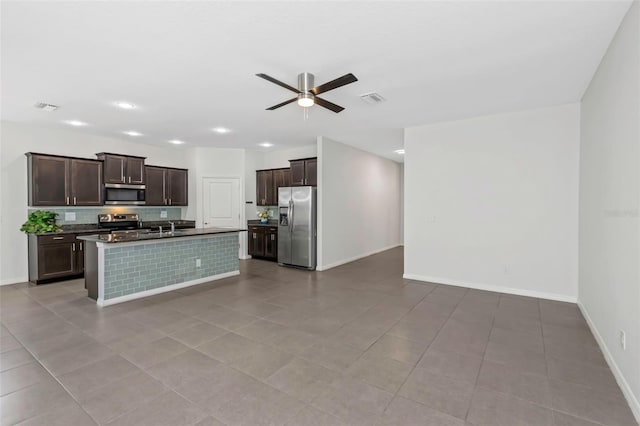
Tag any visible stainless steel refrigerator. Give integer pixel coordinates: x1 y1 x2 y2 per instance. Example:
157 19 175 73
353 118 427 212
278 186 317 270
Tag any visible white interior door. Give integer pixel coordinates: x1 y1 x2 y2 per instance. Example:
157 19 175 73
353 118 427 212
202 177 240 228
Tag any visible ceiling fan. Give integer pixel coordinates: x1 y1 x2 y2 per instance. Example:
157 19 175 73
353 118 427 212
256 72 358 113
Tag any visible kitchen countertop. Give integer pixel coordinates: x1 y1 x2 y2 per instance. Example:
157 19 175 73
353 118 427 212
141 220 196 228
35 224 104 236
35 220 197 236
247 220 278 227
78 227 245 244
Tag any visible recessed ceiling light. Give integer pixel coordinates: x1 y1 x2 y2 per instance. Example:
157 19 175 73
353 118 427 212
64 120 87 127
213 127 230 134
168 140 185 145
115 101 136 110
394 149 405 155
123 131 142 137
259 142 273 148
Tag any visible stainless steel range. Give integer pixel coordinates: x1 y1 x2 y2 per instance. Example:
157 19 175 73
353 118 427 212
98 213 145 237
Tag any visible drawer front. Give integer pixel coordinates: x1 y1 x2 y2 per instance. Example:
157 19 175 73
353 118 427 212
39 234 76 244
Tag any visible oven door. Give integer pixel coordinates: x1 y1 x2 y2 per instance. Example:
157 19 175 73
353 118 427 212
104 184 146 205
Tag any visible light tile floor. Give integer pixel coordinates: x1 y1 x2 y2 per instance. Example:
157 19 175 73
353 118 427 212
0 248 636 425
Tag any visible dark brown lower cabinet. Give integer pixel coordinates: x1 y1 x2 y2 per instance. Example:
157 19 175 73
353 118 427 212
248 226 278 261
28 233 93 284
264 227 277 259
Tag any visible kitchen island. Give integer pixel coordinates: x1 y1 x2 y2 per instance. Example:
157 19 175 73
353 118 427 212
79 228 244 306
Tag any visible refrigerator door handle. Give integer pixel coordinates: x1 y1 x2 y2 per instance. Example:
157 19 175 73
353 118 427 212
289 199 294 234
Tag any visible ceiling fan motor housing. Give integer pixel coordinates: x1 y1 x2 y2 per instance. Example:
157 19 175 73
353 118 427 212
298 73 314 92
298 73 315 105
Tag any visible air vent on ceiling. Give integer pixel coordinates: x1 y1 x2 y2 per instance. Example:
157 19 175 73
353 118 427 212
34 102 59 112
359 92 386 104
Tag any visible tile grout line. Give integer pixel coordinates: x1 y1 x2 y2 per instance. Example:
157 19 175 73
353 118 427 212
381 284 469 419
2 289 101 425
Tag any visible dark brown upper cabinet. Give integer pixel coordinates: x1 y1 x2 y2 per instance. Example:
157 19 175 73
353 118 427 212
305 158 317 186
289 157 317 186
96 153 146 185
256 170 274 206
145 166 166 205
256 167 291 206
71 159 103 205
145 166 188 206
26 153 103 206
289 160 305 186
273 168 290 194
167 168 188 206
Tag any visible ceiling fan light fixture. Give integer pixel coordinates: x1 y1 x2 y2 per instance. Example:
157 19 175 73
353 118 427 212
297 93 314 108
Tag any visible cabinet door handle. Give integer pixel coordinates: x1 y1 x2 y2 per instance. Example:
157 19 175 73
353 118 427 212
169 198 172 205
271 234 275 241
121 162 124 182
79 242 83 251
73 197 77 205
72 243 76 252
53 236 64 240
253 233 256 239
66 197 70 205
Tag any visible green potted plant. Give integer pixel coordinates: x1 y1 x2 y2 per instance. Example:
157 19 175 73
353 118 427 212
20 210 61 234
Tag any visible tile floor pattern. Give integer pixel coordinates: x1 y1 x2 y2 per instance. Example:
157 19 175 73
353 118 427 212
0 248 637 426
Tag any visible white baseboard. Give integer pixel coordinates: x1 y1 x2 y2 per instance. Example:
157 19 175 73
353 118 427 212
402 273 577 303
317 244 402 271
1 277 28 286
97 270 240 307
239 255 252 260
578 302 640 423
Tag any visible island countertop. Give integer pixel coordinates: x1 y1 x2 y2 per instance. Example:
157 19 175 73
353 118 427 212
78 227 245 244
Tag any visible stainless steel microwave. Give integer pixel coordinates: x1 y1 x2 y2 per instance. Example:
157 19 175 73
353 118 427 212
104 183 146 205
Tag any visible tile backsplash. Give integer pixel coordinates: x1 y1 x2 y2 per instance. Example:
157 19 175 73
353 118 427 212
29 207 183 225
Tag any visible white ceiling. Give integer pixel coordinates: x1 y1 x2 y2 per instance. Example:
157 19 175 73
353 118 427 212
0 1 631 161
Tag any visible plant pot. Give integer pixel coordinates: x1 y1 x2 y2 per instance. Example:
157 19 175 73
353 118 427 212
260 219 268 224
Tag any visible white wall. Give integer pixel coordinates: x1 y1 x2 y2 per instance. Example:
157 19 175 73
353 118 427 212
404 103 580 301
186 147 248 258
262 145 317 170
0 122 191 284
187 147 246 228
578 2 640 420
317 137 402 270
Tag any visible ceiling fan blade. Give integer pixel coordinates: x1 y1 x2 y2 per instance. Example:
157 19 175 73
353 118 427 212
256 73 301 94
314 96 345 113
266 97 298 110
310 73 358 95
